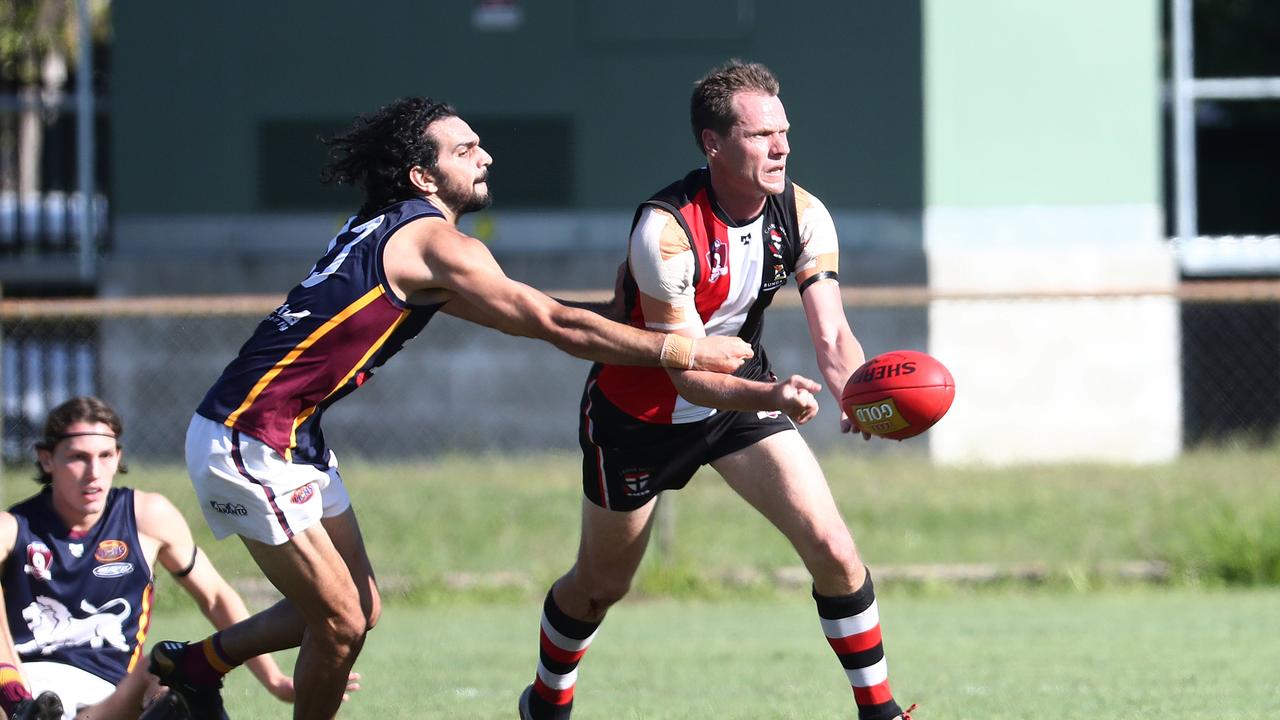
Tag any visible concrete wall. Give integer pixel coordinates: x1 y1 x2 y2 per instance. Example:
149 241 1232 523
923 0 1180 464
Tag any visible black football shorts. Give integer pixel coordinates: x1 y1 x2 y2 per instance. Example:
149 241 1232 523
579 381 796 511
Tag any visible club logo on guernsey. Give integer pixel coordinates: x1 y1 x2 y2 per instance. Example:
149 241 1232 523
94 540 129 563
707 239 728 283
24 542 53 581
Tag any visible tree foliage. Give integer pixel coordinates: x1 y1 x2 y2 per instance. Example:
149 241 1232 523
0 0 110 85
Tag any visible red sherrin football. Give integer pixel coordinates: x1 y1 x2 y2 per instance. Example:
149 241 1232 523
841 350 955 440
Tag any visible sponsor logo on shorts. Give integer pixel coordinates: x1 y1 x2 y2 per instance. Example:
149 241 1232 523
210 500 249 516
757 410 782 419
92 562 134 579
94 540 129 563
291 483 316 505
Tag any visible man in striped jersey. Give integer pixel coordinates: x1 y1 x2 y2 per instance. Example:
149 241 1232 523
520 61 915 720
147 98 754 720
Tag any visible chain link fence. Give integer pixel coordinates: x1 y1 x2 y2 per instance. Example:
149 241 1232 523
1 282 1277 466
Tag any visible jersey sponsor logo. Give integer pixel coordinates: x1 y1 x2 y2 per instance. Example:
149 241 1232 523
24 542 53 582
268 302 313 331
209 500 249 516
291 482 316 505
763 223 789 290
15 596 132 655
92 562 135 579
707 238 728 283
94 540 129 564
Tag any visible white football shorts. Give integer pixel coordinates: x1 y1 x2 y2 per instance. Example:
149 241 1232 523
186 414 351 546
23 661 114 720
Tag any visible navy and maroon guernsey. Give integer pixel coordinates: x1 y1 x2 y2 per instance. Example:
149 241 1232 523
197 198 448 467
593 168 804 423
3 487 153 684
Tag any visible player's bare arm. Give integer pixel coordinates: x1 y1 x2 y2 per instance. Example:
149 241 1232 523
629 206 819 422
790 185 867 433
551 261 629 320
387 218 752 372
659 324 820 424
642 296 818 421
134 491 323 703
0 512 24 670
799 278 865 431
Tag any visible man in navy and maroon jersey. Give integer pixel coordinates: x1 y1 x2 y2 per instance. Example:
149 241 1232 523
0 397 318 720
520 61 916 720
148 98 753 720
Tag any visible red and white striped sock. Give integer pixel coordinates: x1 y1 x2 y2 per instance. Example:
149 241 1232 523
528 589 600 720
814 571 905 720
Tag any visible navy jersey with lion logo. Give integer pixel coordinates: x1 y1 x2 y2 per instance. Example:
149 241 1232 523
2 487 153 683
196 198 450 467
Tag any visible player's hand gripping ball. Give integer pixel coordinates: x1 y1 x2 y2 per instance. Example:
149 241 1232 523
841 350 955 440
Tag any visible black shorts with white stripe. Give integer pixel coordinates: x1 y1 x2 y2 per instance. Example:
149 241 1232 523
578 382 795 511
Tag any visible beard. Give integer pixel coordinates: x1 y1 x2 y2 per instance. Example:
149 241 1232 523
438 172 493 217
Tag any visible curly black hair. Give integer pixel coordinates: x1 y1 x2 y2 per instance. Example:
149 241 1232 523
321 97 458 219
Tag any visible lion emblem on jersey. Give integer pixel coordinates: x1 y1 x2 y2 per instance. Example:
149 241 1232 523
15 596 132 655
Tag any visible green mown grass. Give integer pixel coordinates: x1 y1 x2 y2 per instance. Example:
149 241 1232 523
146 587 1280 719
6 441 1278 603
6 445 1279 716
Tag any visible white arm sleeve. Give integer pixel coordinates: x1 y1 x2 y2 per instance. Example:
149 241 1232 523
794 185 840 279
629 207 701 332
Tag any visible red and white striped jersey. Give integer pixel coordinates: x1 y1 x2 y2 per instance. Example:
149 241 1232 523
594 168 839 424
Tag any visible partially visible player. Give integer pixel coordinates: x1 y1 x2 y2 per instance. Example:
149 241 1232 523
0 397 341 720
149 97 754 720
519 60 915 720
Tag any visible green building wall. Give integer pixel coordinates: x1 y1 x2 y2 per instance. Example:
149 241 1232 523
111 1 923 216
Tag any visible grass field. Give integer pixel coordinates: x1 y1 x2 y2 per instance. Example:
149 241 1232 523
145 587 1280 719
3 443 1279 717
13 441 1268 603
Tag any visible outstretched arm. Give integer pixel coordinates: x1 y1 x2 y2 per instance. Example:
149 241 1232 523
800 278 865 402
397 220 750 372
551 261 629 320
625 206 821 422
793 184 868 435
